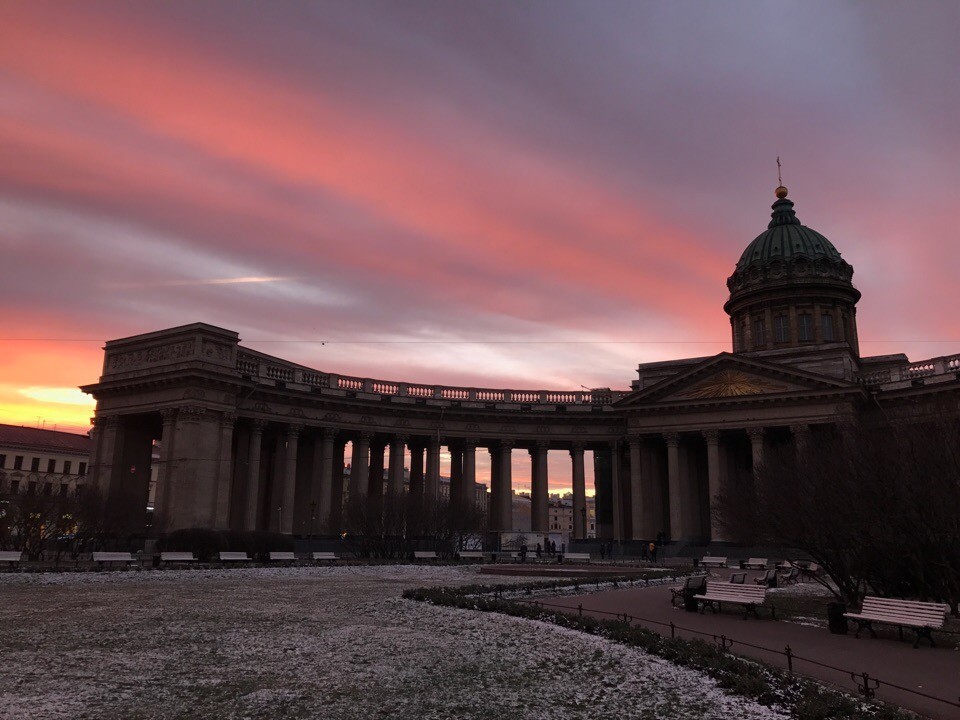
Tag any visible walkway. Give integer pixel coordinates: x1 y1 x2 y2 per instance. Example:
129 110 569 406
540 574 959 719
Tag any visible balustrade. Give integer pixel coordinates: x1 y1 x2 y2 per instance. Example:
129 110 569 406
234 352 626 407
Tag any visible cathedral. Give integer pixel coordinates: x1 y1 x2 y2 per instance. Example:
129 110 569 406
82 186 960 545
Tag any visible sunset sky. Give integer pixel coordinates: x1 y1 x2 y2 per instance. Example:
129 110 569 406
1 2 958 491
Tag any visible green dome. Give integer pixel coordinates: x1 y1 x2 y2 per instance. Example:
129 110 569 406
736 197 843 271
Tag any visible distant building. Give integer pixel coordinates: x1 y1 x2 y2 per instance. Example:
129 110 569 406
0 423 90 498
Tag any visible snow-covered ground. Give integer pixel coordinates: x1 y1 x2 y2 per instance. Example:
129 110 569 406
0 566 786 719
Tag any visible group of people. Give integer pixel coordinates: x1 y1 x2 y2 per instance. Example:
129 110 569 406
518 540 565 561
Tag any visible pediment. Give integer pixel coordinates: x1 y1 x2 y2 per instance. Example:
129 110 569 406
617 353 857 407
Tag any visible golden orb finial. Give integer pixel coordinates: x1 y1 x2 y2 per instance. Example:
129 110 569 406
775 185 788 199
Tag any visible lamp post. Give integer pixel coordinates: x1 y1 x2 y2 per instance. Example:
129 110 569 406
309 501 317 539
580 506 587 541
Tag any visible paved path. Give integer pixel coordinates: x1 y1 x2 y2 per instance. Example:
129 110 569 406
540 576 960 719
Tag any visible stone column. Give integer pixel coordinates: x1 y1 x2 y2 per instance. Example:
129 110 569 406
212 412 236 530
448 443 463 512
388 435 407 495
570 443 586 539
93 415 122 498
315 428 337 530
368 439 386 501
628 436 646 540
152 409 178 532
351 433 371 499
747 427 765 472
280 424 302 534
665 432 682 540
489 445 501 529
243 420 266 531
462 439 477 510
329 437 346 532
168 407 222 532
790 424 811 456
425 439 440 502
408 442 425 505
703 429 726 542
610 441 622 541
530 441 549 532
499 441 514 532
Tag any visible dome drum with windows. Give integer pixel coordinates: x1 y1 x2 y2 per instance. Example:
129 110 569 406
724 186 861 355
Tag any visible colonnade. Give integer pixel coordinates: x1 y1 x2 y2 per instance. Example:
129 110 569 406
90 405 810 543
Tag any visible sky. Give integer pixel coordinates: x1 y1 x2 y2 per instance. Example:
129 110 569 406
1 2 959 492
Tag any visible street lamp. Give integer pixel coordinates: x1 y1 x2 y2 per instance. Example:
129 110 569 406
580 506 586 541
309 501 317 539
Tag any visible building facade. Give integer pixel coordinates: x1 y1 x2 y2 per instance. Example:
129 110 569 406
0 424 90 498
81 187 960 542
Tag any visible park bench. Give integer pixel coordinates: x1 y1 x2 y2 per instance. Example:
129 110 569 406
754 568 778 587
694 583 771 619
0 551 24 569
729 572 746 584
312 552 339 563
219 551 251 563
799 562 821 581
844 596 949 648
413 551 438 561
561 552 591 563
742 557 767 569
456 551 484 562
776 560 798 571
92 552 136 569
670 575 707 607
269 551 297 564
700 556 727 568
159 552 195 565
779 567 800 585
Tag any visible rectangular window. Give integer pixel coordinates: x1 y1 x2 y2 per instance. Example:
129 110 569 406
78 462 87 476
64 461 72 475
9 480 19 494
47 459 56 473
28 481 37 495
0 454 5 469
797 314 813 342
43 482 53 496
75 485 84 498
753 319 766 347
30 457 40 472
59 484 69 497
821 314 834 341
14 456 23 470
774 315 789 343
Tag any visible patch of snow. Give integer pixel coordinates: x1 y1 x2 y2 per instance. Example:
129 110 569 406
0 565 787 719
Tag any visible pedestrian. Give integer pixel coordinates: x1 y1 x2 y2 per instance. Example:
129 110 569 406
551 540 557 556
561 543 566 556
600 543 606 559
520 544 528 562
536 542 542 558
649 541 657 563
607 541 613 559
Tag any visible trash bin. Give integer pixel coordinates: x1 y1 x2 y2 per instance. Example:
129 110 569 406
827 602 848 634
684 589 699 613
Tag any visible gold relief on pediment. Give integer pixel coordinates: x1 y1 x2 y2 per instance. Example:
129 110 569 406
680 370 789 399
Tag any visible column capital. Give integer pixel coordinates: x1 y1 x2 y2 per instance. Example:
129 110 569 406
178 405 208 422
663 431 680 447
251 418 269 431
534 439 550 451
320 426 339 440
569 442 585 456
627 434 644 447
746 427 765 441
789 423 811 436
220 411 237 428
357 431 375 442
702 429 720 444
462 437 479 449
392 433 410 444
286 423 303 438
160 408 177 423
500 440 515 450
